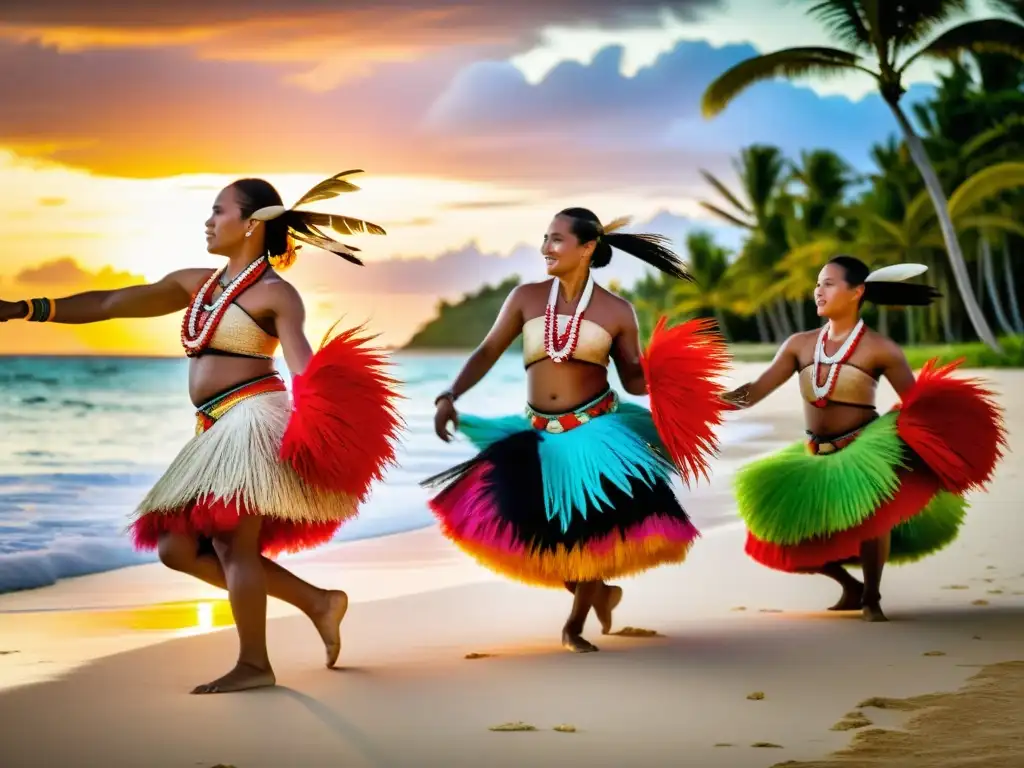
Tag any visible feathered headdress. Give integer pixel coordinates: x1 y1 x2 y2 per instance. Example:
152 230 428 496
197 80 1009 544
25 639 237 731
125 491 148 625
250 170 386 268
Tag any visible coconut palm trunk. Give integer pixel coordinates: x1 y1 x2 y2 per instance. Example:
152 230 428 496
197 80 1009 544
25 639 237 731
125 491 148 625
1002 239 1024 334
981 237 1016 336
887 102 1002 350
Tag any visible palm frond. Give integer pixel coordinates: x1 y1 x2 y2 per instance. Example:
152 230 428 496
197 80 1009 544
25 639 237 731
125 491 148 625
870 0 970 55
701 47 867 117
902 18 1024 71
700 170 751 216
947 161 1024 220
698 201 753 229
797 0 872 50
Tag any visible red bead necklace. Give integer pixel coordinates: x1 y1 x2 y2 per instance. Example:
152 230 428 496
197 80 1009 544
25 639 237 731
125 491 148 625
180 256 269 357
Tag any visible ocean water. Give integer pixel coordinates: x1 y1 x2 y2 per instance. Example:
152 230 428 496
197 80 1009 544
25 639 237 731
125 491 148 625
0 353 763 594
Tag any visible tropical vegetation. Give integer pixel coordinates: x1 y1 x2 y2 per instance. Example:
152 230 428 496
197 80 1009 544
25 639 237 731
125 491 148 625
407 1 1024 365
696 0 1024 352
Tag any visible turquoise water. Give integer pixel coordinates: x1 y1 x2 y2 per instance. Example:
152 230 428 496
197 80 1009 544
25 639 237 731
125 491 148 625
0 353 760 593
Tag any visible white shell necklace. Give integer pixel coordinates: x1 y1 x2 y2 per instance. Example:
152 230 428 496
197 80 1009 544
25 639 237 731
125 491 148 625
544 272 595 363
811 319 864 401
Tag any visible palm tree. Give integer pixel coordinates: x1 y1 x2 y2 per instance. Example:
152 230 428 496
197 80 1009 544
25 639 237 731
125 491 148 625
670 231 736 339
699 145 795 340
700 0 1024 352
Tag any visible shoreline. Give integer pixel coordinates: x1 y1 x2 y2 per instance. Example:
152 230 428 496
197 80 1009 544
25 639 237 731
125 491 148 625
0 368 1019 767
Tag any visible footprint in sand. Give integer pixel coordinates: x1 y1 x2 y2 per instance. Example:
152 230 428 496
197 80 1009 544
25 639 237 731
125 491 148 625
751 741 783 748
489 722 537 732
714 743 734 747
942 585 969 590
759 608 783 613
613 627 661 637
553 724 577 733
747 691 765 700
972 599 990 606
731 606 747 612
464 652 493 660
922 651 946 656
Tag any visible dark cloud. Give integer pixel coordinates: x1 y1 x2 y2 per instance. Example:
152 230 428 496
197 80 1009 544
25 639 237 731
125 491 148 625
425 39 935 172
1 29 931 192
1 2 721 30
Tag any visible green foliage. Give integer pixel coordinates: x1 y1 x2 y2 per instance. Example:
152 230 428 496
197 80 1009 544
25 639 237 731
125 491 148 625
403 275 522 350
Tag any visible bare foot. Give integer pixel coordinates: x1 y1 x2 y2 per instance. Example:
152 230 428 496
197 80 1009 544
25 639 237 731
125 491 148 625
190 662 276 694
862 601 888 622
562 631 599 653
595 585 623 634
829 581 864 611
312 590 348 668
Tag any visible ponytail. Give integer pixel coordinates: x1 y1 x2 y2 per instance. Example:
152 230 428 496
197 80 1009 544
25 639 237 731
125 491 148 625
558 207 693 282
829 255 940 307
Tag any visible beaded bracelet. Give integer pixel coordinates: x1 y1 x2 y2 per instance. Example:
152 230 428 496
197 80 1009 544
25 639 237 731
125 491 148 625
24 298 56 322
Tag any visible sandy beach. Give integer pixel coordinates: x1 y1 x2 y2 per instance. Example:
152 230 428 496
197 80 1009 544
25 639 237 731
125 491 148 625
0 363 1021 768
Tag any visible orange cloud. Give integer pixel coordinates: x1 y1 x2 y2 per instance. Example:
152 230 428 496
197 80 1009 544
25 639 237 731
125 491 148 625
0 258 177 356
0 1 720 90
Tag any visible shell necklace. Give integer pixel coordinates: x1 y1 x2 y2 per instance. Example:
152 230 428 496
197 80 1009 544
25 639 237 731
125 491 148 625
181 256 269 357
544 272 595 363
810 319 865 407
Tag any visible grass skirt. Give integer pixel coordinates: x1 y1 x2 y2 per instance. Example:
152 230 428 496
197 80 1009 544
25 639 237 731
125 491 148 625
736 360 1005 572
130 327 403 557
422 391 699 587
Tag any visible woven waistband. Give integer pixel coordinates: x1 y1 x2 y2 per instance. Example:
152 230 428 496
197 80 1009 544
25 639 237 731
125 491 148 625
195 373 285 434
524 389 618 434
805 424 867 455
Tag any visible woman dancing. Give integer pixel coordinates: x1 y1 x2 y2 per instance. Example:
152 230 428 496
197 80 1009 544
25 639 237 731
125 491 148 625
422 208 730 652
0 171 403 692
721 256 1004 622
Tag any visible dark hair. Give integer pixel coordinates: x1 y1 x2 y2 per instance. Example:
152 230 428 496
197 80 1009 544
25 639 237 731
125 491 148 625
230 170 386 267
557 207 692 281
828 255 940 307
233 178 289 258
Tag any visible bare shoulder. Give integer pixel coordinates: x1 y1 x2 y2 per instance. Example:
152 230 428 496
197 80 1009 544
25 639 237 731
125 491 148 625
864 327 904 361
785 329 818 354
255 272 304 311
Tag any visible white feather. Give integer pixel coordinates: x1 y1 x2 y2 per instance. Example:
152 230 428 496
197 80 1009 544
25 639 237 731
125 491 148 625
865 263 928 283
250 205 287 221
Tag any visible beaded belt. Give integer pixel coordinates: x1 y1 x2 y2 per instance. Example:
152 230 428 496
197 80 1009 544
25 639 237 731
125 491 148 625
806 424 866 455
194 373 285 435
525 389 618 434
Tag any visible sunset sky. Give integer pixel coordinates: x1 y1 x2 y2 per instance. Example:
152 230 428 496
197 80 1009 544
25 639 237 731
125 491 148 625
0 0 1004 354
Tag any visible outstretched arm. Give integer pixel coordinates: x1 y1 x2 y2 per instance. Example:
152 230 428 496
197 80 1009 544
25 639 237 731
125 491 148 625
0 268 210 324
721 333 801 409
610 304 647 396
438 286 526 402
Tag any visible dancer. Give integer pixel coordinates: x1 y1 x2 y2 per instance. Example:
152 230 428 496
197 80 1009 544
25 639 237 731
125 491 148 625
422 208 730 652
0 171 403 692
721 256 1004 622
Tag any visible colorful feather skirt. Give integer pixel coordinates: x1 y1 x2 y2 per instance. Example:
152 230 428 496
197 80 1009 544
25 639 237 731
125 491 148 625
130 327 403 557
736 360 1006 573
422 318 733 588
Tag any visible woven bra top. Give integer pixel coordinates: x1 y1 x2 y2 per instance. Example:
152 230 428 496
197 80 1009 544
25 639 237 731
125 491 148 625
522 314 613 368
202 302 279 360
798 362 878 409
